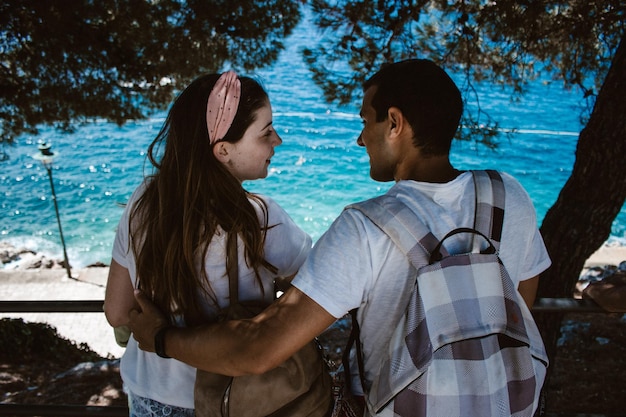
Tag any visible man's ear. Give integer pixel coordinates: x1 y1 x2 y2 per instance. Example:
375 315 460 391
387 107 405 139
212 142 230 164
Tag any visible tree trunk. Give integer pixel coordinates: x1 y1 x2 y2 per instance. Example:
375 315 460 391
535 33 626 411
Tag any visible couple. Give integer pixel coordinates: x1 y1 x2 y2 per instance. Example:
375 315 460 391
105 59 551 417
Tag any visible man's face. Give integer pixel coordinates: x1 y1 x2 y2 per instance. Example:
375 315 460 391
357 86 395 182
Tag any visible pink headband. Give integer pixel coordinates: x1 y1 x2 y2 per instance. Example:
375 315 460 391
206 71 241 144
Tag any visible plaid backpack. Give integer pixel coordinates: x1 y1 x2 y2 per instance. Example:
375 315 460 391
348 170 548 417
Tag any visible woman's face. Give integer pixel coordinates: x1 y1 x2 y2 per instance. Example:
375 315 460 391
219 100 282 182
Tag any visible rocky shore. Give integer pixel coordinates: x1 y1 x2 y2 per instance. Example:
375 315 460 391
0 242 107 271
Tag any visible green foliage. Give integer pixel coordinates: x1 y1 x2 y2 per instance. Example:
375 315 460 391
0 0 301 148
0 318 101 363
303 0 625 145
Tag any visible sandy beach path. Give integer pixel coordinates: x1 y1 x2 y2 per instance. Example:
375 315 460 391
0 267 125 359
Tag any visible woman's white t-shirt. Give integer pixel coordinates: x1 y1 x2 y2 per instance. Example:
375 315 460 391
112 182 312 408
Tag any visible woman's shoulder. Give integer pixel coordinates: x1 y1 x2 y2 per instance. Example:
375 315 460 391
249 193 308 236
126 178 151 204
248 193 283 213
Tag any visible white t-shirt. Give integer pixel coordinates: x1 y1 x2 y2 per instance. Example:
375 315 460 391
112 182 312 408
292 171 551 416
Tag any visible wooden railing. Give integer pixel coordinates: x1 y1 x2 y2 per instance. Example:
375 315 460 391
0 298 619 417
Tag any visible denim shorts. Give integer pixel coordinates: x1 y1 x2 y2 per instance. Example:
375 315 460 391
127 390 195 417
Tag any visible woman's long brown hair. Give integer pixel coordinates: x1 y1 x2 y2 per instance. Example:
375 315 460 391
129 74 276 326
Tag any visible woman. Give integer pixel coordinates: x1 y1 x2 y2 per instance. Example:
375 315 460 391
104 71 312 416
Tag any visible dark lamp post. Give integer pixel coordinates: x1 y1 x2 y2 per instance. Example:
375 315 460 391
32 142 73 279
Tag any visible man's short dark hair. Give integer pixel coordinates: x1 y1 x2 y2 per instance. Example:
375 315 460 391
363 59 463 156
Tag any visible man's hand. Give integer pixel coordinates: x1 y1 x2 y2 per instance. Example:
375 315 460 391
128 290 169 353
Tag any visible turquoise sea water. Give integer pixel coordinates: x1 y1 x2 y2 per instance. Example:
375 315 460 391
2 15 625 269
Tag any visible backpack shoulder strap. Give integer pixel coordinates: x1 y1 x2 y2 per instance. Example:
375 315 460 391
472 170 505 251
347 194 441 269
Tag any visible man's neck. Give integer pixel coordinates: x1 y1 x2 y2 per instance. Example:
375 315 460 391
394 155 461 183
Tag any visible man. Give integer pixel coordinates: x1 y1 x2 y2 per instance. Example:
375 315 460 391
129 59 551 416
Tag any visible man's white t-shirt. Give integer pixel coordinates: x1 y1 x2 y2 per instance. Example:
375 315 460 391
292 171 551 416
112 182 312 408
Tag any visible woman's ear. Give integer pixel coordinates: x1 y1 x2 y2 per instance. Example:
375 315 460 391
212 142 230 164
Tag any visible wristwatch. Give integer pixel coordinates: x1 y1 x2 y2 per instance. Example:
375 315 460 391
154 326 172 359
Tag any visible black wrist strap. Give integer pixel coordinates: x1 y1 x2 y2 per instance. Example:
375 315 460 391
154 326 172 359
